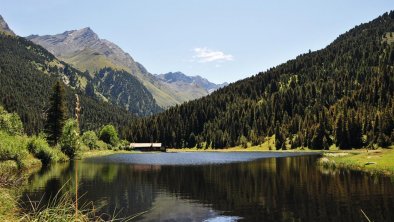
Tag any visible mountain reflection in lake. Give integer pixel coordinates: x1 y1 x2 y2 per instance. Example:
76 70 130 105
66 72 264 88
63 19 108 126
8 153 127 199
22 152 394 221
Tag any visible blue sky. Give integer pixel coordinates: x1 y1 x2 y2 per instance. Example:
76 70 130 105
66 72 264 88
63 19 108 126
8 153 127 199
1 1 394 83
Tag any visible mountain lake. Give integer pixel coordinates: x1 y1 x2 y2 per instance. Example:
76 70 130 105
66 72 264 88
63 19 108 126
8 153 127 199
21 152 394 221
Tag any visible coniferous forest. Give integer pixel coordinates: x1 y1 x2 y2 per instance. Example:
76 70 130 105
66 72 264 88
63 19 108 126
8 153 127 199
0 34 135 135
125 11 394 149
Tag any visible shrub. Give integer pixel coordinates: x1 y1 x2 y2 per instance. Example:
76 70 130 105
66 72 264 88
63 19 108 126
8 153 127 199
28 136 68 165
60 119 80 159
0 131 28 168
81 131 98 150
118 140 130 150
99 125 119 146
95 140 108 150
0 106 24 136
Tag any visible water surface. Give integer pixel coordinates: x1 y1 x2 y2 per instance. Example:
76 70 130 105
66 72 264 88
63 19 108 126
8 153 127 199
23 152 394 221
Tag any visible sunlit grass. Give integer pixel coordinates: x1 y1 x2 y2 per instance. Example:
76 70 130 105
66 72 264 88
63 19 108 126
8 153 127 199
322 147 394 175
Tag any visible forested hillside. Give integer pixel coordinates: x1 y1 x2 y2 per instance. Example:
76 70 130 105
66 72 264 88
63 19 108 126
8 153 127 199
92 67 162 116
0 34 135 135
126 11 394 149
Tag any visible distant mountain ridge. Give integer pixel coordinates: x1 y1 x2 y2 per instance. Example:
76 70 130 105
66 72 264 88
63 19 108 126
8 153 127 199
156 72 228 93
27 28 222 108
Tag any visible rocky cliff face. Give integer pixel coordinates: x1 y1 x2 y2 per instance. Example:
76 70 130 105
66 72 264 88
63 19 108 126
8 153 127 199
0 15 15 35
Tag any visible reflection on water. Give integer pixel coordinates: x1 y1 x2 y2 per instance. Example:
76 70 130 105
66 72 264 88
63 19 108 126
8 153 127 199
22 153 394 221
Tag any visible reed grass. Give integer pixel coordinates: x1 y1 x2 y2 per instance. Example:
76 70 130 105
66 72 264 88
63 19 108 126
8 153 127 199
19 180 143 222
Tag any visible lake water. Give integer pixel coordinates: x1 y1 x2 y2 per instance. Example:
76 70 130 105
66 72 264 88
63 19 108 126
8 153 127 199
22 152 394 221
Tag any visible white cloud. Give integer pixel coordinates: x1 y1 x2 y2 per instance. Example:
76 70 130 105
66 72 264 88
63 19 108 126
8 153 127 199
193 47 234 63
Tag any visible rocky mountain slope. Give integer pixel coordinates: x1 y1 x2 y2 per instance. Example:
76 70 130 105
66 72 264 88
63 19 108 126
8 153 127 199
0 15 14 35
27 28 222 108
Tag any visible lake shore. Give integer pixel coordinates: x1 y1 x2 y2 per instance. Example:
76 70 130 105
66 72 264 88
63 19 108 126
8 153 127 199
319 148 394 175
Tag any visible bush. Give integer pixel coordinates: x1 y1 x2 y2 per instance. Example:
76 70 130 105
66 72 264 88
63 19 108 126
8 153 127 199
117 140 130 150
95 140 108 150
28 136 68 165
60 119 80 159
0 131 28 168
99 125 119 146
81 131 98 150
0 106 24 136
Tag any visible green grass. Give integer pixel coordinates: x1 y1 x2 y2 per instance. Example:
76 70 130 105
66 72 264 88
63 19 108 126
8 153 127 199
321 147 394 175
62 49 130 75
20 184 98 222
0 167 33 221
79 149 137 159
0 187 18 221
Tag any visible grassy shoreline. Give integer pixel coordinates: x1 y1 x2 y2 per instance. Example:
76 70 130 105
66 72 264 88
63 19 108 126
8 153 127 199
319 147 394 175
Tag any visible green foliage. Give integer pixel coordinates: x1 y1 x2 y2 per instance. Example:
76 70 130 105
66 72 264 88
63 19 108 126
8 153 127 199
0 131 28 168
117 139 130 150
239 135 248 148
126 11 394 149
275 125 285 150
0 106 23 136
28 136 68 165
81 130 98 150
99 124 119 146
96 140 108 150
45 81 67 145
59 119 80 159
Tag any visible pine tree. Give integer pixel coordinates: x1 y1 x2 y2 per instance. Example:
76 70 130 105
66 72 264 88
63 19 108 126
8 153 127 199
335 114 344 148
275 124 284 149
45 81 67 145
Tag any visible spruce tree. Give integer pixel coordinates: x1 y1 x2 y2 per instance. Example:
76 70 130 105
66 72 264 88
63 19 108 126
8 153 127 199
45 81 67 145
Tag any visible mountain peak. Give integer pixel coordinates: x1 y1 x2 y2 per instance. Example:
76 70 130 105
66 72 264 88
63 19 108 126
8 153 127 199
75 27 95 35
0 15 15 35
69 27 98 41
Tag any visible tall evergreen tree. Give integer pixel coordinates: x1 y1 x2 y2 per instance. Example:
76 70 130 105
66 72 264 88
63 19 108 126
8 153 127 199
45 81 67 145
